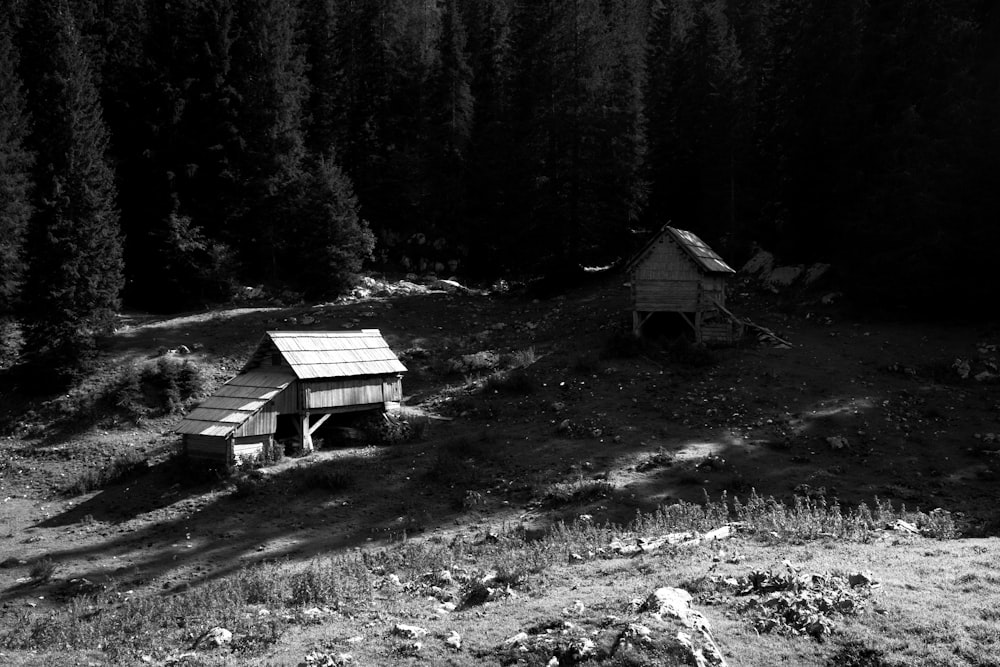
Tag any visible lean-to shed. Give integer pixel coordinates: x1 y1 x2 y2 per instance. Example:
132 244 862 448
625 225 741 343
176 329 406 463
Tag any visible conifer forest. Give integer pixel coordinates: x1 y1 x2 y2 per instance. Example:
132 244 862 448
1 0 998 376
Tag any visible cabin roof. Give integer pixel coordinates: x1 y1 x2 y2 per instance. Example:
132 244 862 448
253 329 408 380
626 225 736 275
174 370 294 438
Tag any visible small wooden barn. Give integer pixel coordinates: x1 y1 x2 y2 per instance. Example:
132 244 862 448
176 329 407 464
625 225 742 343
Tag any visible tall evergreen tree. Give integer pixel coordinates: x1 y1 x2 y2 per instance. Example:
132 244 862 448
0 8 33 319
228 0 308 277
425 0 474 236
18 0 124 375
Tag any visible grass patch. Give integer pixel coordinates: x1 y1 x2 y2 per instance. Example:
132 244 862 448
0 492 961 663
61 450 148 496
29 557 56 583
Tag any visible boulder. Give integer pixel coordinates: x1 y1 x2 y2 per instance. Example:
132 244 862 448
766 265 804 288
741 250 775 276
393 624 428 640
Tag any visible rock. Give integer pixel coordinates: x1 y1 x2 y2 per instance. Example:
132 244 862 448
557 419 573 434
430 278 467 293
197 627 233 649
849 572 876 587
954 358 971 379
451 350 500 373
766 265 804 288
741 250 775 276
504 631 529 648
642 587 693 620
551 401 567 413
826 436 849 450
803 263 831 285
393 624 428 640
176 344 191 355
0 557 25 569
821 292 842 305
444 630 462 650
889 519 919 534
975 371 997 382
302 651 353 666
301 315 316 325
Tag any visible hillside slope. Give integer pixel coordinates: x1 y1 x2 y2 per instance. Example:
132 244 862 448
1 272 999 665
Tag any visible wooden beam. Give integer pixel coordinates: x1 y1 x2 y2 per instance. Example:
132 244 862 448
308 413 332 436
300 412 313 452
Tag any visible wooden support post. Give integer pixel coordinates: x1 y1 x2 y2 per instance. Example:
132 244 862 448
308 413 332 436
300 412 313 452
633 310 641 337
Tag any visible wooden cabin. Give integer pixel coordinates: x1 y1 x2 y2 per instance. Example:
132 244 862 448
175 329 407 464
625 225 741 344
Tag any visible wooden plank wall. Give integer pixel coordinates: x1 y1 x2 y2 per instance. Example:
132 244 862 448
633 280 700 311
383 378 402 402
305 377 386 409
634 239 701 281
233 435 268 462
233 404 277 438
271 383 298 413
184 434 230 460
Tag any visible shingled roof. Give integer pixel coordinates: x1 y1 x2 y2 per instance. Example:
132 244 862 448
246 330 407 380
175 370 293 437
626 225 735 275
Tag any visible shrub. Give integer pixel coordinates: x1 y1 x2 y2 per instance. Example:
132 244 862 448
111 357 204 422
30 557 56 583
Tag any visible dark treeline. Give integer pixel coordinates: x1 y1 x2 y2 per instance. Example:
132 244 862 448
1 0 998 375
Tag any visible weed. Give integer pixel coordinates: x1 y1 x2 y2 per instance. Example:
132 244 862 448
301 467 355 493
61 450 148 496
30 557 56 583
232 471 268 498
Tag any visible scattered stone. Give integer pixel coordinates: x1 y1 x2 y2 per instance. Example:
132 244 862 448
393 624 428 640
954 358 971 379
741 250 775 276
302 651 353 666
557 419 573 434
826 436 849 450
889 519 919 535
444 630 462 651
194 627 232 649
766 265 804 288
848 572 876 587
803 263 831 285
176 344 191 355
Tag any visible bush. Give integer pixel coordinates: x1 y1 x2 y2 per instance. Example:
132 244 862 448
111 357 205 422
30 557 56 583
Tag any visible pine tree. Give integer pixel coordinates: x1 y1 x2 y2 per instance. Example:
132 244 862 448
0 8 33 319
425 0 474 237
18 0 124 375
287 154 375 299
228 0 308 278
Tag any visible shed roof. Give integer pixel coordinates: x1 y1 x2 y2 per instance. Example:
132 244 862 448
250 329 407 380
627 225 736 275
174 370 294 438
